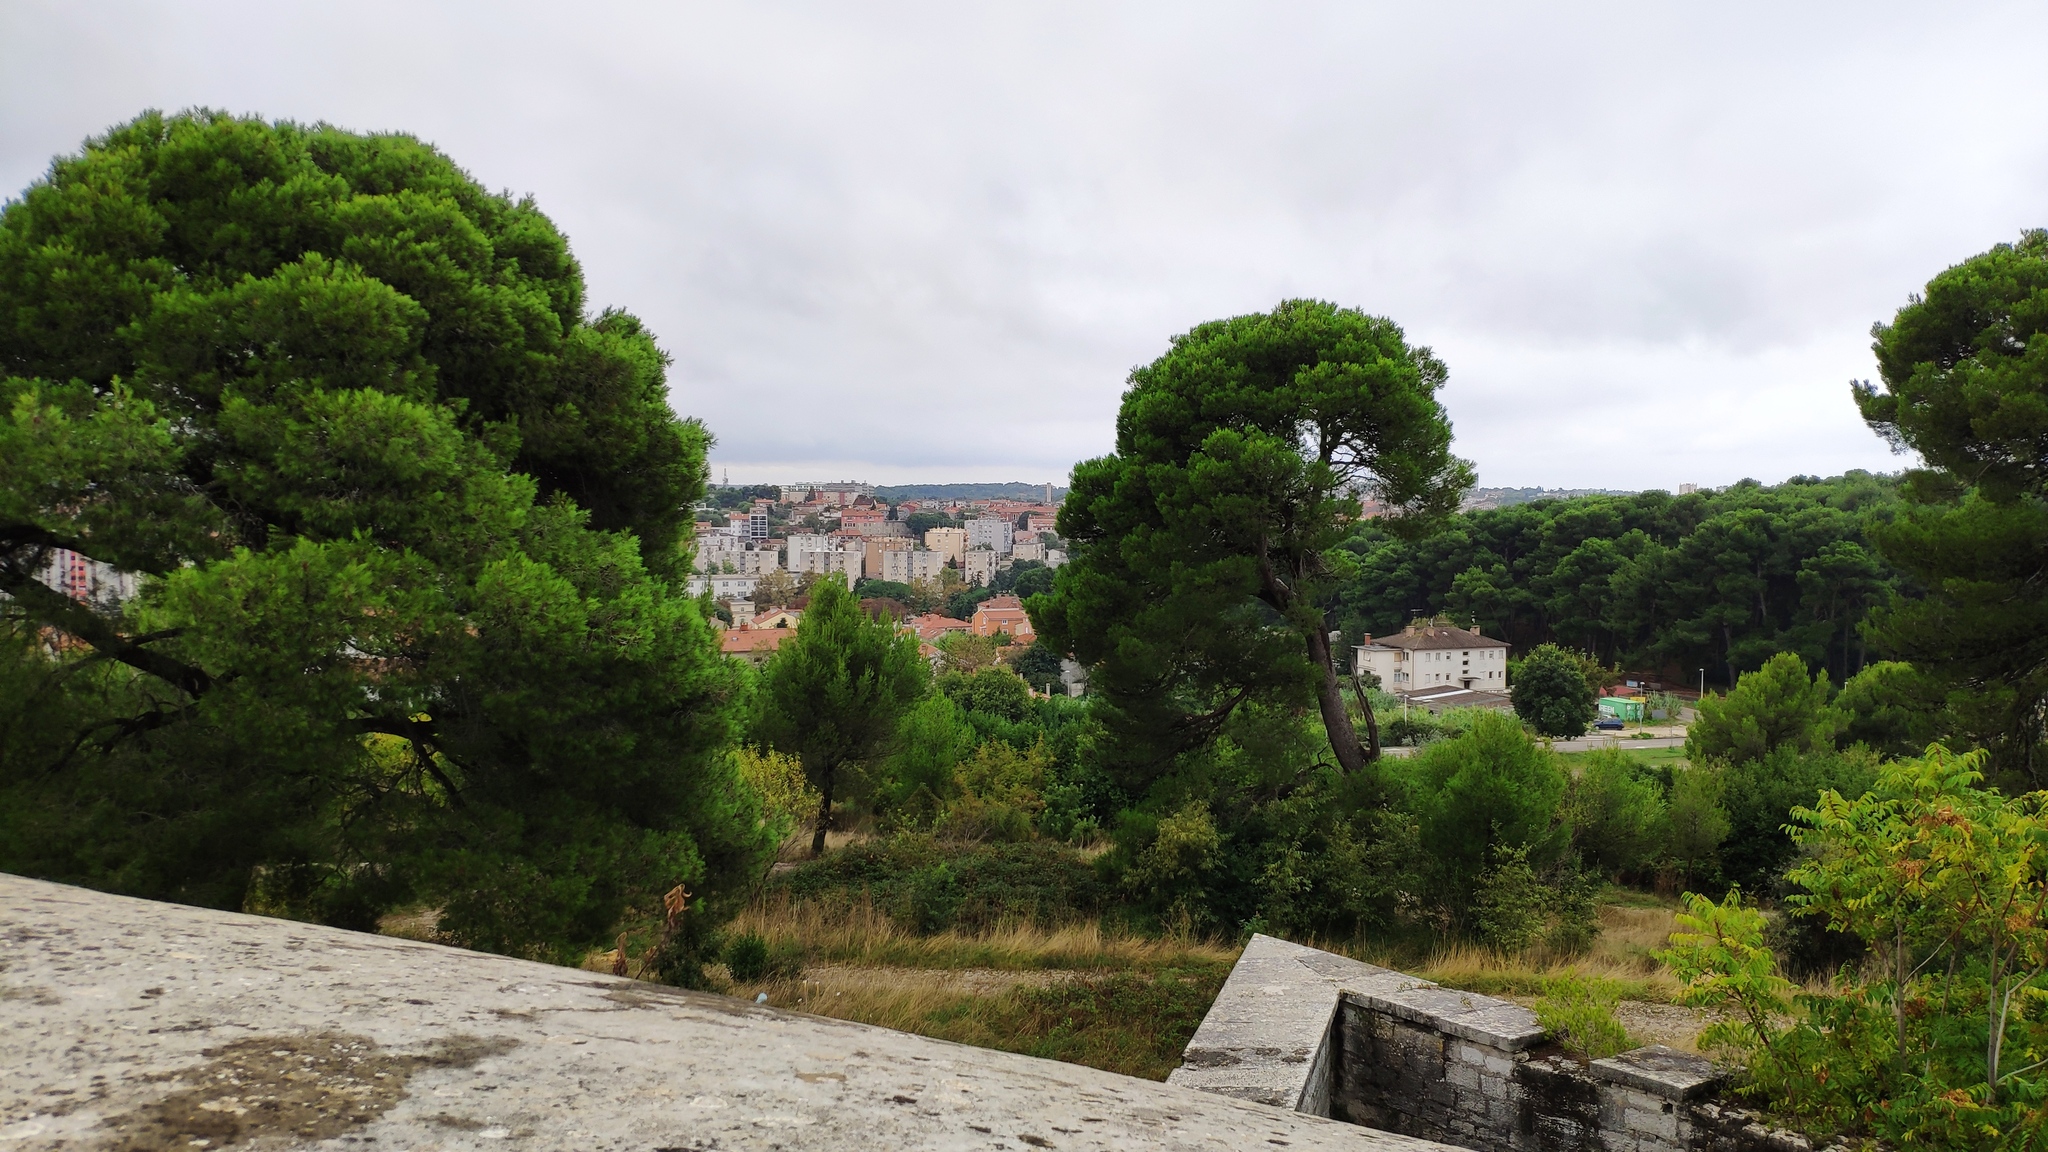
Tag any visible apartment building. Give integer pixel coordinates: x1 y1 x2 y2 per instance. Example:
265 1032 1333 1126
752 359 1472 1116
971 595 1034 640
966 518 1014 554
924 526 967 565
863 535 913 578
963 548 998 587
797 550 863 581
1353 620 1509 691
880 548 946 585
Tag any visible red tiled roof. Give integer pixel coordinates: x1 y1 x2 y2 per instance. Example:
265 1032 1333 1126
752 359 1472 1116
722 629 791 654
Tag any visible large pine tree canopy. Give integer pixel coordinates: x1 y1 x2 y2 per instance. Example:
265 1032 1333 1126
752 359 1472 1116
0 110 767 960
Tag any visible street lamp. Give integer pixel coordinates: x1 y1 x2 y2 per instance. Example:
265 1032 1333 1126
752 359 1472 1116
1698 668 1706 699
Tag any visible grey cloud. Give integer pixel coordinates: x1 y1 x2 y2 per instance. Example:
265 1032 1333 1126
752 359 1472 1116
4 0 2043 488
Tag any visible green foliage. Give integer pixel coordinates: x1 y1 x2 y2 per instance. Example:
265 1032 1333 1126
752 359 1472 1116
0 111 762 962
1564 750 1669 878
853 578 915 603
723 932 773 982
755 578 927 854
942 666 1032 722
1834 660 1947 758
1391 712 1568 926
903 510 956 536
1664 766 1731 884
1855 232 2048 781
1657 748 2048 1145
1032 299 1472 783
1534 974 1640 1061
1686 652 1844 766
1331 473 1899 689
945 585 994 621
1719 745 1877 892
990 559 1046 594
1011 565 1055 599
1511 643 1599 737
1010 642 1065 694
768 835 1108 933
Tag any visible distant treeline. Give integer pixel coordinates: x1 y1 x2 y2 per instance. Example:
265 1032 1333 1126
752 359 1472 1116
1332 473 1902 688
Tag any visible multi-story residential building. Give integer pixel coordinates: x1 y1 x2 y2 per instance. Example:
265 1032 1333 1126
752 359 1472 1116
962 548 998 587
924 527 967 566
971 595 1034 640
864 536 912 579
880 548 946 585
686 573 760 600
966 518 1013 555
840 505 890 530
698 548 780 576
36 547 141 609
783 533 836 572
1011 540 1045 563
798 550 863 582
1353 619 1509 692
1025 514 1057 533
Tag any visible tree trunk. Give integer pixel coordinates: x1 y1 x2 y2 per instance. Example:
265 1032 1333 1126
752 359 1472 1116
1305 626 1368 774
1349 673 1382 763
810 765 836 857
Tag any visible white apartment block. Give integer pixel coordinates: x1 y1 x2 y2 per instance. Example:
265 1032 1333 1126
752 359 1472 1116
1011 540 1045 562
1353 621 1509 692
966 518 1014 555
963 548 999 587
781 482 874 507
686 573 760 600
798 550 864 581
696 547 780 576
783 534 837 571
880 548 946 585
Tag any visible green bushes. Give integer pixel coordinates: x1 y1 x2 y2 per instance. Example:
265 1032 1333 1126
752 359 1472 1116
1656 748 2048 1146
768 836 1108 933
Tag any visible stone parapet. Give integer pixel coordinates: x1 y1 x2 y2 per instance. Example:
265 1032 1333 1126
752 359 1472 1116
0 875 1450 1151
1175 935 1836 1152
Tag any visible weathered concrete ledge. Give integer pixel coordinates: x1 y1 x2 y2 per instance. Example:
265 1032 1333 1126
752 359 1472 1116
0 875 1450 1151
1166 933 1425 1110
1171 935 1834 1152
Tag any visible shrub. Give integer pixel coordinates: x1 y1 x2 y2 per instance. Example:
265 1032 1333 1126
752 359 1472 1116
1535 974 1639 1061
1564 750 1668 878
724 932 771 982
768 835 1106 932
1395 711 1568 923
1719 744 1877 893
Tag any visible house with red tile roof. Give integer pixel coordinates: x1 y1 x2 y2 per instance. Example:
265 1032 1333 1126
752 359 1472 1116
971 595 1034 640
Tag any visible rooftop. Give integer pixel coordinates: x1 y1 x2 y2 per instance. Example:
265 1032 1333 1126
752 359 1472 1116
1362 622 1507 651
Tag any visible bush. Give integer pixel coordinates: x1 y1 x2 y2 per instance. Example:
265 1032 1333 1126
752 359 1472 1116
768 835 1106 932
1664 765 1730 885
1564 750 1668 878
1394 711 1569 923
724 932 771 982
1511 644 1600 737
1719 745 1876 892
1535 974 1639 1060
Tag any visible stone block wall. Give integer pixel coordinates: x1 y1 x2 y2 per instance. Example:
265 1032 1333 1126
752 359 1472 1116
1174 935 1832 1152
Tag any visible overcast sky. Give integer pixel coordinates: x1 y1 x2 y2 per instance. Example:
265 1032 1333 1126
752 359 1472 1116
5 3 2045 490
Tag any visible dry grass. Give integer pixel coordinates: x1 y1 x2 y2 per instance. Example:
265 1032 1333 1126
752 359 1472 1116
718 961 1229 1081
728 893 1239 972
1408 904 1684 1002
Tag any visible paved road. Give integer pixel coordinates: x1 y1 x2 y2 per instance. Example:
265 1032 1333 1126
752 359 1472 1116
1378 733 1686 758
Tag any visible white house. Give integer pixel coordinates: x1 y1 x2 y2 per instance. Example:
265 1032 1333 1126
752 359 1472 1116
1354 620 1509 692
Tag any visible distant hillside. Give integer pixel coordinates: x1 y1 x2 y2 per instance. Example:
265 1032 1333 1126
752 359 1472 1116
1462 486 1638 510
876 483 1069 503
